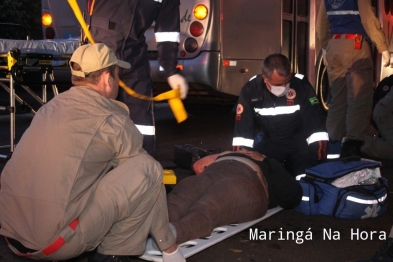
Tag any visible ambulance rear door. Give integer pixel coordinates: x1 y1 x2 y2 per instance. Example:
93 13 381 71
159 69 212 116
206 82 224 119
219 0 282 96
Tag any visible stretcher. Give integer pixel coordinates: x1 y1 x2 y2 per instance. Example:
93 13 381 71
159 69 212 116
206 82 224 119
0 38 79 56
0 38 79 159
139 206 283 261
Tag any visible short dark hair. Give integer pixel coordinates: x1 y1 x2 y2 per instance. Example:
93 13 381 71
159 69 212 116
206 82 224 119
261 54 291 79
71 62 117 85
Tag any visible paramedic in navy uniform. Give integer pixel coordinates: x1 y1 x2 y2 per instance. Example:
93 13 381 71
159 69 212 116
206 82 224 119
232 53 329 177
89 0 189 155
316 0 390 158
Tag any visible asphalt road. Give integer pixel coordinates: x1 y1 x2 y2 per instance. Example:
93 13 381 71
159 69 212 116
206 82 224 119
0 96 392 262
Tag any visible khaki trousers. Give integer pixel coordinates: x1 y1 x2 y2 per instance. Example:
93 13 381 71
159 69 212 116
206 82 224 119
326 38 374 141
28 154 175 260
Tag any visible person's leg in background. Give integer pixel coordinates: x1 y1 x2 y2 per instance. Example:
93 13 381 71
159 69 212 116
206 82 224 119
344 43 373 142
118 77 155 156
341 41 373 158
325 39 348 142
324 39 348 160
326 39 374 158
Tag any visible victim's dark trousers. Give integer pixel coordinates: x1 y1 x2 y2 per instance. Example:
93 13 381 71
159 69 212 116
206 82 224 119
167 160 268 244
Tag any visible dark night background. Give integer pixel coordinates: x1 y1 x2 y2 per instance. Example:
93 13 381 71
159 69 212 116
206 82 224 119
0 0 42 40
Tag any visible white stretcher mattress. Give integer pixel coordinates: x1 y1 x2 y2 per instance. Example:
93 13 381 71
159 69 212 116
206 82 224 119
0 38 79 56
139 206 283 261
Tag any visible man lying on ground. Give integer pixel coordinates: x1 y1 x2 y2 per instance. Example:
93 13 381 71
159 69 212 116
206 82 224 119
166 149 302 244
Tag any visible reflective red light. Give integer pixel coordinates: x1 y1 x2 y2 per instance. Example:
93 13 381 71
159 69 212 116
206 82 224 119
190 21 204 37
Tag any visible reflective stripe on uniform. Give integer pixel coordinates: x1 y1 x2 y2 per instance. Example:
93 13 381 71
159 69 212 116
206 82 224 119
254 105 300 116
5 218 79 257
155 32 180 43
135 125 156 135
296 174 309 202
249 75 257 81
42 218 79 255
306 132 329 145
294 73 304 79
327 10 359 15
327 154 340 159
232 137 254 148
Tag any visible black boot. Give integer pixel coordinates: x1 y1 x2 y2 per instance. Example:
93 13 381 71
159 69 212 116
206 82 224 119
340 139 364 159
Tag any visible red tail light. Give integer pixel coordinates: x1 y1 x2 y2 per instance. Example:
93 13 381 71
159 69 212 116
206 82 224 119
189 21 204 37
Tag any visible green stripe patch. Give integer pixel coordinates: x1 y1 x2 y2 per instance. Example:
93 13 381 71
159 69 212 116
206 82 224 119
309 97 319 105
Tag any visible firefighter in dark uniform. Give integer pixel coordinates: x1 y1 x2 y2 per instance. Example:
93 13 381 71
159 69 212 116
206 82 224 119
232 54 329 177
316 0 390 158
89 0 188 156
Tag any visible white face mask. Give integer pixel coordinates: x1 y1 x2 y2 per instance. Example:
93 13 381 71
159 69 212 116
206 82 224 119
269 82 290 97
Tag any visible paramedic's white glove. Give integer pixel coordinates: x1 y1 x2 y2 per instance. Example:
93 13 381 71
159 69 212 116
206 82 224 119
162 247 186 262
382 50 390 67
322 49 328 67
168 74 189 100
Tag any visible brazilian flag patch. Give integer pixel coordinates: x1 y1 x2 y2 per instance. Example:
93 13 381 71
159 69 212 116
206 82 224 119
309 97 319 105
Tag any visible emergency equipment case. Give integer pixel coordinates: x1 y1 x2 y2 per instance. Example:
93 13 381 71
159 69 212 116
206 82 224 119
295 160 389 219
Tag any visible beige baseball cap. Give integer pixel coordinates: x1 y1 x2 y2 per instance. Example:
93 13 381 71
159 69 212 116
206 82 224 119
70 43 130 77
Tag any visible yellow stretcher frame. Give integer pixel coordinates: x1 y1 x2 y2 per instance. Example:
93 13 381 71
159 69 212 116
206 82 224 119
0 50 61 159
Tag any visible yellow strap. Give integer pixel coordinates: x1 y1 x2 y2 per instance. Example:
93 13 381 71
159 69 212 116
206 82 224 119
67 0 187 123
